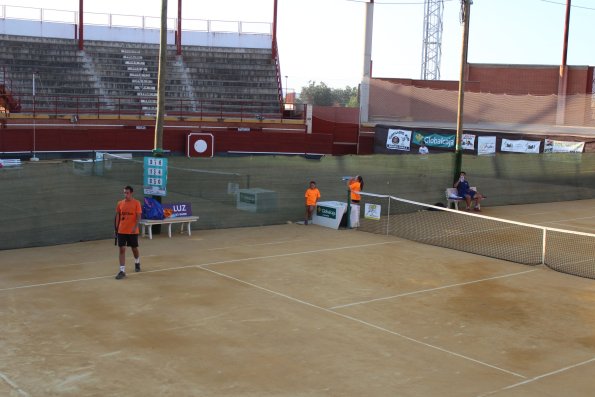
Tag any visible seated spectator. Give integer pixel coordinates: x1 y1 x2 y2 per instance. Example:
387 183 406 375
453 171 485 211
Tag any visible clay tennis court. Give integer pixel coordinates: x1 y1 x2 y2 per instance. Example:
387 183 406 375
1 200 595 396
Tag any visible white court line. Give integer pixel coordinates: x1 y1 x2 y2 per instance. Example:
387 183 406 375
0 241 396 292
206 239 306 251
0 371 30 397
543 221 595 233
545 215 595 222
328 269 539 310
198 265 526 380
476 357 595 397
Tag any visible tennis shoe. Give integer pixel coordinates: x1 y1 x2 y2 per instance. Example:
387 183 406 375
115 271 126 280
135 263 141 272
474 207 481 212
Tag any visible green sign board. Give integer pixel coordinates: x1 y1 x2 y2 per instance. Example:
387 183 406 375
317 205 337 219
413 131 456 148
143 157 168 196
239 192 256 204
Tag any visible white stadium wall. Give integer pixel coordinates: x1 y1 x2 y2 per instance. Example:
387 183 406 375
0 19 271 49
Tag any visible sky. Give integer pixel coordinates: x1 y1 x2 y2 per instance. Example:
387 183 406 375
1 0 594 93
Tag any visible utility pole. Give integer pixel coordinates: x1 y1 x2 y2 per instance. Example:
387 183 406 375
78 0 84 51
454 0 471 182
154 0 167 156
556 0 571 125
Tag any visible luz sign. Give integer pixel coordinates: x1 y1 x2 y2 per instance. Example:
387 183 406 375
162 202 192 218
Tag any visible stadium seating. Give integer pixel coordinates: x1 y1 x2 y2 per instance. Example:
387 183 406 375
0 34 281 117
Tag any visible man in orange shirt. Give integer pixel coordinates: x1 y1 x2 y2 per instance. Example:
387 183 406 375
304 181 321 225
115 185 142 279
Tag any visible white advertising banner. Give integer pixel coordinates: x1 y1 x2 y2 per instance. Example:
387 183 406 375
544 139 585 153
462 134 475 150
364 203 381 220
501 139 540 154
477 136 496 155
386 129 412 151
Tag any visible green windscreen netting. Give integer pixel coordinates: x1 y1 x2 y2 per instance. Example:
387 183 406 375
1 152 595 250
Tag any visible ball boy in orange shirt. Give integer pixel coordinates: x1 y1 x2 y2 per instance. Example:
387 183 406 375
304 181 321 225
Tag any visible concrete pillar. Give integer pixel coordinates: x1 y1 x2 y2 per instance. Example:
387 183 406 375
359 0 374 124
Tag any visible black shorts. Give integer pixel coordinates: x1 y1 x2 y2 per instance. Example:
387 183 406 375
117 233 139 248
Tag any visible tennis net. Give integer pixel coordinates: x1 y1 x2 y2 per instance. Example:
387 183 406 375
356 191 595 280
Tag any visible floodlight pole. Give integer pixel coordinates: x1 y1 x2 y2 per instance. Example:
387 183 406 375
454 0 471 182
78 0 84 51
176 0 182 56
154 0 167 157
556 0 571 125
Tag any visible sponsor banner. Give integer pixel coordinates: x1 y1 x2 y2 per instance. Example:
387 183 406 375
501 139 540 154
162 202 192 218
239 192 256 204
412 131 456 149
478 136 496 155
544 139 585 153
364 203 381 220
317 205 337 219
386 129 412 151
462 134 475 150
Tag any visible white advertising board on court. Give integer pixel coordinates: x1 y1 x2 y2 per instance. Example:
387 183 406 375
312 201 360 229
312 201 347 229
365 203 381 220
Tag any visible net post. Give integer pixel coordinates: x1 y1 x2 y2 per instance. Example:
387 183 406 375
346 188 351 229
386 196 391 236
542 228 546 265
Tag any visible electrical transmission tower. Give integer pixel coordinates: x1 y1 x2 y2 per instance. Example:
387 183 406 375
420 0 444 80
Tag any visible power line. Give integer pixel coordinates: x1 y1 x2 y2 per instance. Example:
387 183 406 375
344 0 456 5
540 0 595 11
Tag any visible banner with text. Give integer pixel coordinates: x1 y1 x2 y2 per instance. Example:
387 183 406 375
386 129 412 151
162 202 192 218
501 139 541 154
478 136 497 155
412 131 456 149
462 134 476 150
544 139 585 153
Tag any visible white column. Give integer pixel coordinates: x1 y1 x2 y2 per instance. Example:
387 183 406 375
359 0 374 123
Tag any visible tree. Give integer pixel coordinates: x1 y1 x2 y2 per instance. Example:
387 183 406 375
298 81 333 106
297 81 359 107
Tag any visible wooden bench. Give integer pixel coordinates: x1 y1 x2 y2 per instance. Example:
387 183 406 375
140 216 199 239
445 187 477 210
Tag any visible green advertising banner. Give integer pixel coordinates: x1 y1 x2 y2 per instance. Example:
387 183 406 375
316 205 337 219
413 131 456 149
